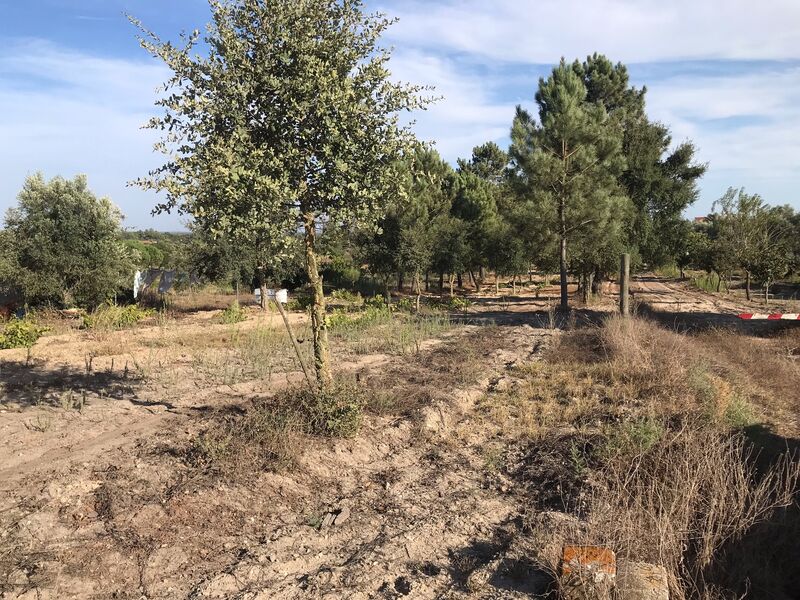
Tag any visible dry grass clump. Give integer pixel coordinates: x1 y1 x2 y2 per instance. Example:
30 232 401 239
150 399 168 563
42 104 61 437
584 426 799 600
188 377 369 474
504 316 800 599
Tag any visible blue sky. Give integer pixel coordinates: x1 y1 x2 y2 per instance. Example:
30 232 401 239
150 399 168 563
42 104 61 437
1 1 799 230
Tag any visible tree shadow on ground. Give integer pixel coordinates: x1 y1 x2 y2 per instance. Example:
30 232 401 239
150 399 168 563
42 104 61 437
454 294 611 329
637 302 800 336
445 522 556 597
0 358 142 408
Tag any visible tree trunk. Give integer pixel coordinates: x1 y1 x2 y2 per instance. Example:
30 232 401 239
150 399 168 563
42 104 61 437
384 278 392 306
457 273 463 289
495 279 500 295
260 283 268 311
581 271 594 304
302 211 331 389
765 281 770 305
415 272 422 313
439 271 444 293
449 273 455 297
425 271 430 292
470 270 481 293
559 198 569 310
745 271 751 301
716 275 722 293
397 272 404 293
512 277 517 295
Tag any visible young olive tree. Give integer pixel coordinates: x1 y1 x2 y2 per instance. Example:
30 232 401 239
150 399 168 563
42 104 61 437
132 0 430 387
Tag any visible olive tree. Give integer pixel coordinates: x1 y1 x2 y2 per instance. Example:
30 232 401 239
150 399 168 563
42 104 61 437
3 174 133 308
132 0 430 387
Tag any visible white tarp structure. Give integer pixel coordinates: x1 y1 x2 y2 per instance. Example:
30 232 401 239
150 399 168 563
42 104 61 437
133 271 142 299
254 288 289 304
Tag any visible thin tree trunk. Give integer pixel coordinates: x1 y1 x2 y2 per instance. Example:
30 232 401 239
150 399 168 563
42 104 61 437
449 273 455 297
439 271 444 293
559 198 569 310
512 277 517 295
425 271 430 292
398 272 404 293
302 211 331 388
592 267 602 296
470 270 480 292
745 271 751 301
415 272 422 313
260 282 268 311
457 273 463 289
495 279 500 295
385 278 391 306
765 281 770 305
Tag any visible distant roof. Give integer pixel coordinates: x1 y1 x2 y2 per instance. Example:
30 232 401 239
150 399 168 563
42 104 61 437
694 216 709 223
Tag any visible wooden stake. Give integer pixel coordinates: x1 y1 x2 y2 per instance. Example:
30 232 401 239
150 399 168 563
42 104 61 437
620 253 630 316
273 297 316 392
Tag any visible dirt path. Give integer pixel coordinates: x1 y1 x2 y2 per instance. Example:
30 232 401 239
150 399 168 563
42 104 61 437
1 323 556 599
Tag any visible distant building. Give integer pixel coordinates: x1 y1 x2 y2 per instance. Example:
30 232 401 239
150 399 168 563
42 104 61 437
694 216 709 224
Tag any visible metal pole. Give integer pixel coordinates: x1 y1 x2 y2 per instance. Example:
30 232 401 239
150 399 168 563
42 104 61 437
620 253 630 316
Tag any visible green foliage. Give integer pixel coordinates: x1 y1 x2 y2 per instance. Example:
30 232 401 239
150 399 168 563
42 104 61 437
133 0 433 386
0 317 48 349
510 59 627 308
601 418 664 460
394 298 415 313
220 300 247 324
3 174 135 309
82 303 154 330
331 289 361 303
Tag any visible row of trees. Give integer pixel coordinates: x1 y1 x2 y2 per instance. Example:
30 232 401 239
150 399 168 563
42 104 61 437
3 0 795 390
680 189 800 301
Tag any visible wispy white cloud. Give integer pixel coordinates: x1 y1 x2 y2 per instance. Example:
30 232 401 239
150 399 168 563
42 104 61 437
380 0 800 210
0 40 177 228
383 0 800 64
390 50 518 160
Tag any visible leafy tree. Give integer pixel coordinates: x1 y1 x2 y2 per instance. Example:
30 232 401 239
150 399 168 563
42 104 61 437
3 174 133 308
125 239 165 268
573 54 706 268
133 0 431 387
510 60 626 309
712 188 788 301
430 214 470 296
485 217 527 294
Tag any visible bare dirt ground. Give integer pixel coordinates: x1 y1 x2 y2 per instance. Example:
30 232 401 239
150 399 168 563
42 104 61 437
1 281 798 599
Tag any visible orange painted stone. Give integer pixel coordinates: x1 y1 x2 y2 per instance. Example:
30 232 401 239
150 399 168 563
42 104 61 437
561 545 617 579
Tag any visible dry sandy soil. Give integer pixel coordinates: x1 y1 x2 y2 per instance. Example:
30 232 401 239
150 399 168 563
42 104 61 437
0 278 797 599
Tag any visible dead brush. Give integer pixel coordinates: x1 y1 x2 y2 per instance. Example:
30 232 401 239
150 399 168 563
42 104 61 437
557 425 800 600
188 376 370 475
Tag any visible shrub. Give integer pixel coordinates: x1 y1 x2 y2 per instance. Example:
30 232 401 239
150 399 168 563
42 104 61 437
0 317 48 349
220 300 246 324
188 376 368 474
286 294 313 312
394 297 414 313
330 289 363 304
289 378 366 438
82 303 154 330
